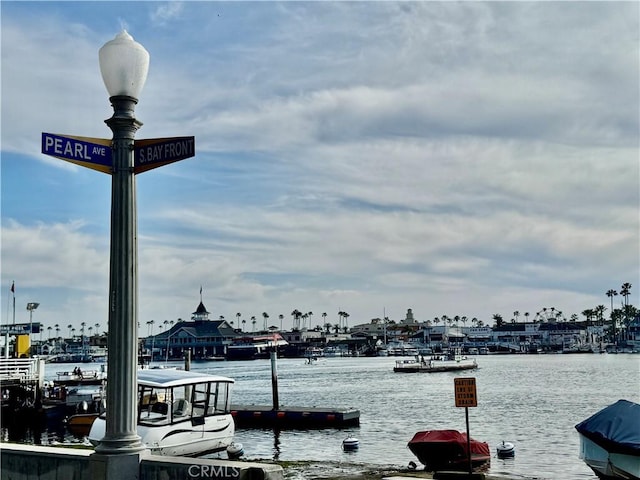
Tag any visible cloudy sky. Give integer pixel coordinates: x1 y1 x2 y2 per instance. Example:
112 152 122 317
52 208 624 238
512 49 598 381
1 1 638 335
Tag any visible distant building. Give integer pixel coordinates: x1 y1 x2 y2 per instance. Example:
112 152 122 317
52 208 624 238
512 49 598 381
146 300 239 360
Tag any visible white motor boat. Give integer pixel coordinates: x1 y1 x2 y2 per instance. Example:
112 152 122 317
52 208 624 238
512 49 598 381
89 369 235 456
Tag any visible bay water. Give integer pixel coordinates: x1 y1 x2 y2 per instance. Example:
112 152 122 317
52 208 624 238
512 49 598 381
44 353 639 479
197 353 639 479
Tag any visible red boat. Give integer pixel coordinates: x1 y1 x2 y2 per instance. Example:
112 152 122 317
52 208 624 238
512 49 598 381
407 429 491 472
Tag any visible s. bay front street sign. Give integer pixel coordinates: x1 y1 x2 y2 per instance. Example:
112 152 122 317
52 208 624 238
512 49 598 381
41 132 195 174
134 136 195 173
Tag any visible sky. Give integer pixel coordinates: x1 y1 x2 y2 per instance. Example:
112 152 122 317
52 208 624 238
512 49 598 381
1 1 638 336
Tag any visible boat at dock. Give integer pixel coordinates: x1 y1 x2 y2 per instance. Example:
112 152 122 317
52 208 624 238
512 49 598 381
407 429 491 472
393 348 478 373
88 368 236 456
575 399 640 480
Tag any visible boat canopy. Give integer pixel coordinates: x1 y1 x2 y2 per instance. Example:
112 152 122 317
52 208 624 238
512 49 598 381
575 399 640 456
137 369 234 388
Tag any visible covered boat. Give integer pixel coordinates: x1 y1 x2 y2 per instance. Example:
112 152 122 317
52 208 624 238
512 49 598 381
575 399 640 480
407 429 491 472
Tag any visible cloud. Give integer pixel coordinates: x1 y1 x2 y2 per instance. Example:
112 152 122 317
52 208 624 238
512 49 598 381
1 1 638 331
151 2 185 26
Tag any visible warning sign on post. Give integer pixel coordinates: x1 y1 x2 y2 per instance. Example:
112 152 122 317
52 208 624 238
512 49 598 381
454 377 477 407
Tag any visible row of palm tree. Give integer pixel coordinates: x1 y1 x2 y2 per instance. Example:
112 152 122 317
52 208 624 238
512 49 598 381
46 283 636 339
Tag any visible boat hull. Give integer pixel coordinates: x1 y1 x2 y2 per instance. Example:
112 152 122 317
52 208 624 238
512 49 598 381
89 414 235 457
394 360 478 373
579 434 640 480
66 413 99 438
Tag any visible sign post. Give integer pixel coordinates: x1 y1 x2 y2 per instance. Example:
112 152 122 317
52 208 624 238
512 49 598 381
454 377 478 475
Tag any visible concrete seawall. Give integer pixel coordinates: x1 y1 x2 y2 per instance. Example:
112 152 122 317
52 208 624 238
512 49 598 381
0 444 284 480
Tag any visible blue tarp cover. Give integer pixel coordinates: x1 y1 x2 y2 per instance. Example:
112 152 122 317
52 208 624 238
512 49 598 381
575 399 640 456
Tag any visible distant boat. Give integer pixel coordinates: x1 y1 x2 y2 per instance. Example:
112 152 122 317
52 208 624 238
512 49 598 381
226 334 288 360
393 349 477 373
53 368 106 386
407 429 491 472
575 399 640 480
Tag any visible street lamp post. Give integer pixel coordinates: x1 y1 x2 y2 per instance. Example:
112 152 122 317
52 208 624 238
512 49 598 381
26 302 39 357
94 30 149 455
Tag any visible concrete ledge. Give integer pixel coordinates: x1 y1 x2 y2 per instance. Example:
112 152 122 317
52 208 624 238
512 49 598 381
141 454 284 480
0 444 283 480
1 443 92 480
433 471 486 480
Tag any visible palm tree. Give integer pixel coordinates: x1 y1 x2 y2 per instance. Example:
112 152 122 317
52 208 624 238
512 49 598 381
279 314 284 330
67 324 73 338
322 312 327 327
620 283 632 335
241 319 246 332
620 283 632 308
95 323 100 336
262 312 269 331
71 327 76 339
291 309 302 330
47 326 52 340
236 313 241 327
607 289 618 341
342 312 349 330
513 311 520 323
492 314 504 328
251 316 256 332
524 312 530 323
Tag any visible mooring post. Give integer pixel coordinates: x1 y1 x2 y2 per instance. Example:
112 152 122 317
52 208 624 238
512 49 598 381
270 350 279 410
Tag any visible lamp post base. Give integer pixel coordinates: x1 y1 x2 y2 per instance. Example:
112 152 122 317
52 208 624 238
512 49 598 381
94 435 146 455
90 449 148 480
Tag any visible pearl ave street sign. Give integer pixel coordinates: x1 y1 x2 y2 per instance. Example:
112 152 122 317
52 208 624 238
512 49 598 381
41 132 195 174
42 132 112 173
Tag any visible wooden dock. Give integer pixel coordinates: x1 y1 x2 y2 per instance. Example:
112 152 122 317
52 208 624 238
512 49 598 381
231 404 360 428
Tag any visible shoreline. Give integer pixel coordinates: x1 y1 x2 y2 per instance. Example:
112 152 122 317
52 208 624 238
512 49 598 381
272 461 543 480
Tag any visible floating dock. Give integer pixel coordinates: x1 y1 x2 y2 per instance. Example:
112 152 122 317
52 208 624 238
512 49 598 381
231 404 360 428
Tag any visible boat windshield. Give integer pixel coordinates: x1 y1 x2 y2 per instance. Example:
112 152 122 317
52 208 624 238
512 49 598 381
137 380 232 426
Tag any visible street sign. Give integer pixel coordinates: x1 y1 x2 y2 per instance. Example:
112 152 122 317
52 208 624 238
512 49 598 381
134 136 195 174
454 377 477 407
0 323 41 335
42 132 112 174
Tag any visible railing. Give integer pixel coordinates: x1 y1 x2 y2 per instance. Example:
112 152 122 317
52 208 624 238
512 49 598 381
0 357 45 385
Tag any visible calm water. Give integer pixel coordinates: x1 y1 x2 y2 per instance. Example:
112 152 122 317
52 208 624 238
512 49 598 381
196 354 639 480
43 353 639 479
